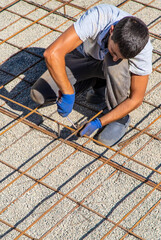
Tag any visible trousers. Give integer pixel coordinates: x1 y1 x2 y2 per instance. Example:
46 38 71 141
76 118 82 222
31 48 131 110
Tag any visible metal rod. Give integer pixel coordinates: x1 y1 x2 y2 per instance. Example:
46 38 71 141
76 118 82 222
1 0 161 239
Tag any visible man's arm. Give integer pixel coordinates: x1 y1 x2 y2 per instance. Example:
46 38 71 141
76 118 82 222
44 25 83 94
100 74 148 126
80 74 148 137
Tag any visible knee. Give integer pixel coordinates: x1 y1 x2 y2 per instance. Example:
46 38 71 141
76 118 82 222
30 88 45 105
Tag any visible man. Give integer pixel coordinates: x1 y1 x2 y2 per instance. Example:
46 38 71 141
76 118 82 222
30 4 152 146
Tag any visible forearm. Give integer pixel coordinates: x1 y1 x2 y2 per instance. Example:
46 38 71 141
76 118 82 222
100 97 141 127
44 52 74 94
100 73 149 127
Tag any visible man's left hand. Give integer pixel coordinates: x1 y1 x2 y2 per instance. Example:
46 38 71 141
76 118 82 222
80 118 102 137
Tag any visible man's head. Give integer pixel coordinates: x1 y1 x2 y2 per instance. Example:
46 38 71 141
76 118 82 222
108 16 149 60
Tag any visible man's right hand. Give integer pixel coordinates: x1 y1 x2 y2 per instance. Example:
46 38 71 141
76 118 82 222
57 91 75 117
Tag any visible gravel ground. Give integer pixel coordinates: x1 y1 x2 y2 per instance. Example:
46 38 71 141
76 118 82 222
0 0 161 239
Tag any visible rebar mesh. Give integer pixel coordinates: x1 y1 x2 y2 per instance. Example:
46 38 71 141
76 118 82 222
0 0 161 239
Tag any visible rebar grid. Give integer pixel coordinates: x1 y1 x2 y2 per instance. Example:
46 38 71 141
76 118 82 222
0 0 161 239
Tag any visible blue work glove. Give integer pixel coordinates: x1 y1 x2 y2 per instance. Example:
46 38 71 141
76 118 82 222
80 118 102 137
57 92 75 117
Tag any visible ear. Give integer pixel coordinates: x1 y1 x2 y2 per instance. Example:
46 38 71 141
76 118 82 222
109 25 114 35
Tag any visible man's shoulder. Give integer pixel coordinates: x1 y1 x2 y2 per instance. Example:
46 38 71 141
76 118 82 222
73 4 123 42
129 40 153 75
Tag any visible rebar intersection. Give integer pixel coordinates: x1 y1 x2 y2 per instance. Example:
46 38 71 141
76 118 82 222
0 0 161 239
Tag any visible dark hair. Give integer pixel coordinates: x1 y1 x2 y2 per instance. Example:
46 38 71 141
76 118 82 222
111 16 149 59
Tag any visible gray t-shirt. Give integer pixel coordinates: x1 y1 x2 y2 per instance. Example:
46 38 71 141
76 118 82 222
74 4 153 75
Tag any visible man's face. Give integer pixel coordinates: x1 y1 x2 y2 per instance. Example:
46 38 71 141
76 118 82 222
108 32 124 62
